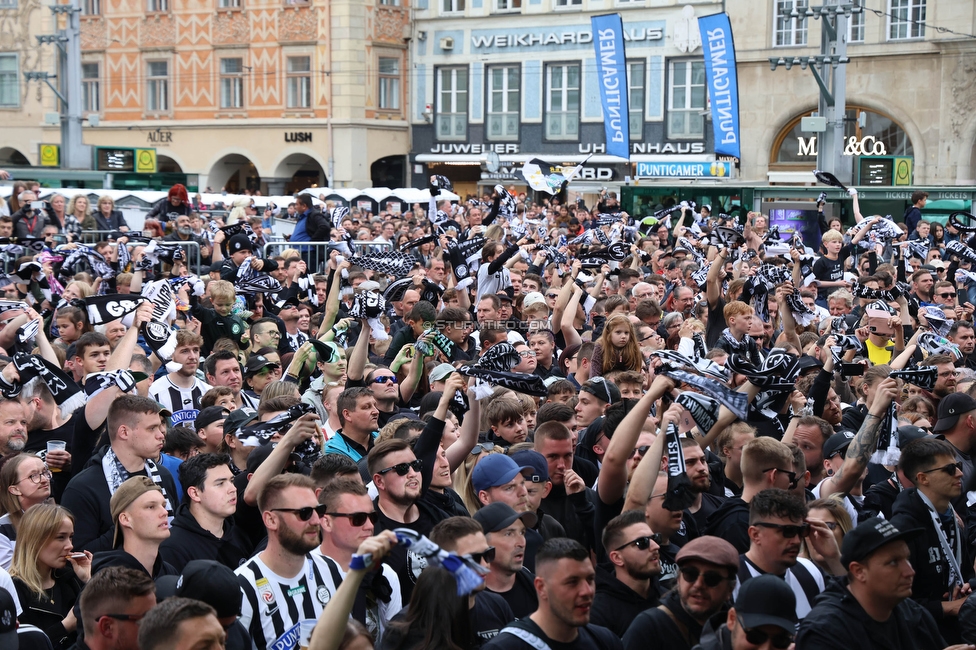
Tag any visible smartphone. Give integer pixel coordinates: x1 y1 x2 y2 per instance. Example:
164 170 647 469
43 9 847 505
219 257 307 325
866 308 894 336
30 201 44 211
841 363 866 376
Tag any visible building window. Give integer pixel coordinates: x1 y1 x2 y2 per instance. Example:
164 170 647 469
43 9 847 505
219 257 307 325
0 54 18 108
436 66 468 141
218 0 241 8
627 60 644 140
82 62 100 113
146 60 169 112
545 62 579 141
220 58 243 109
494 0 520 12
888 0 925 40
487 65 519 141
379 0 399 5
147 0 167 11
668 59 705 139
442 0 463 12
555 0 581 6
82 0 100 15
286 56 311 108
849 4 865 42
774 0 808 46
0 0 17 8
378 57 399 110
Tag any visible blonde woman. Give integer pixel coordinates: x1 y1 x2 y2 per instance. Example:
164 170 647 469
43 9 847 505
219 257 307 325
48 193 82 242
453 443 503 514
226 196 252 225
10 504 92 649
800 497 852 575
0 454 54 569
67 195 95 231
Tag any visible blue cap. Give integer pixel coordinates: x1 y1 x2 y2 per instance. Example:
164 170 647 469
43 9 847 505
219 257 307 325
472 454 533 493
509 450 549 483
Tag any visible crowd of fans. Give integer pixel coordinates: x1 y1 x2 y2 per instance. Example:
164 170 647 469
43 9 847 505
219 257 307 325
0 172 975 650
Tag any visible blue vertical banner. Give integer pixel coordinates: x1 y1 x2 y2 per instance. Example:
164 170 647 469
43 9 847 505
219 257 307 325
591 14 630 161
697 13 741 161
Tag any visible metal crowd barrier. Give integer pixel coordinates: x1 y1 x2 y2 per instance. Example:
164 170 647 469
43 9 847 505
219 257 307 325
262 241 395 274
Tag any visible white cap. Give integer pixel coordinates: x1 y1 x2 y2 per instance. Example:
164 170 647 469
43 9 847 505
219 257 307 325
523 292 546 308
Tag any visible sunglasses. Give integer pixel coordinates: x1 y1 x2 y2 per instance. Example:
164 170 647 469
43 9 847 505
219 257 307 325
464 546 496 564
546 293 559 299
372 375 398 385
614 534 662 552
678 566 730 587
743 628 793 649
938 292 956 298
328 511 378 526
753 521 810 539
632 445 650 458
272 505 328 521
378 459 423 476
920 461 963 477
471 442 496 455
763 467 799 490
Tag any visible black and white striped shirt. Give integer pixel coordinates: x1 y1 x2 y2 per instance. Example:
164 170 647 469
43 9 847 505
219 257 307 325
148 376 213 427
735 555 826 620
237 553 344 650
285 330 309 353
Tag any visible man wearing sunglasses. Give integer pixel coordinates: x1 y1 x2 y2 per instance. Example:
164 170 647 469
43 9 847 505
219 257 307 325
623 535 738 650
697 574 798 650
797 517 950 650
590 509 661 637
891 438 973 645
316 478 401 639
737 489 839 622
237 474 343 650
431 516 519 642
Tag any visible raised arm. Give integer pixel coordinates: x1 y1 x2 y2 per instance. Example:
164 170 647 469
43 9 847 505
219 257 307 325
818 377 898 498
243 414 319 506
346 317 371 382
446 376 479 471
600 375 674 505
623 404 681 513
706 247 727 307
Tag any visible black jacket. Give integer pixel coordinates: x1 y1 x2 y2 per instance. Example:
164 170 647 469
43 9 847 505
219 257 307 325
590 565 659 637
890 487 973 644
795 577 945 649
861 477 900 520
147 198 192 222
158 503 254 571
94 210 128 231
703 496 751 553
540 485 596 551
306 207 332 241
91 548 179 580
14 568 84 650
623 590 709 650
60 461 180 553
690 617 732 650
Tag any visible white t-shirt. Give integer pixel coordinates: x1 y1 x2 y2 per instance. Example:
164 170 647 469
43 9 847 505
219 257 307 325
0 564 22 615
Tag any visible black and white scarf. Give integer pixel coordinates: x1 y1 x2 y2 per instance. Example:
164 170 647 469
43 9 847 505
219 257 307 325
60 245 114 280
721 329 752 353
84 294 146 326
847 216 903 243
0 352 86 418
142 320 179 362
236 403 321 464
84 369 139 399
660 368 750 420
920 306 952 338
906 240 930 261
946 240 976 266
785 292 818 327
102 448 175 520
870 401 901 466
236 275 281 295
141 279 176 324
398 234 439 252
917 332 962 360
496 185 517 221
117 241 131 273
350 291 388 341
661 422 696 512
889 366 939 391
676 392 720 435
813 169 849 192
347 251 417 277
851 282 901 303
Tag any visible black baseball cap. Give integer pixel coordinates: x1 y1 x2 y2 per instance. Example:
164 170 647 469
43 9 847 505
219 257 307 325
734 574 798 633
244 354 280 377
580 377 620 405
509 449 548 483
822 430 855 460
228 233 252 253
0 586 16 647
223 407 258 436
195 406 229 432
473 502 537 533
840 517 923 568
933 393 976 433
172 560 243 618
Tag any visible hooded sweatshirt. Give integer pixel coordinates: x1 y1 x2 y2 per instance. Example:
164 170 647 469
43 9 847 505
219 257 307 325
590 564 660 637
703 496 751 553
795 577 945 650
158 503 254 572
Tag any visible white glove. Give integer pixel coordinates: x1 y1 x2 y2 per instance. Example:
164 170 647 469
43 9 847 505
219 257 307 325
847 187 858 197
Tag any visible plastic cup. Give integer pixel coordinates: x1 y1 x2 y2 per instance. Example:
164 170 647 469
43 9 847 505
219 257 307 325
46 440 66 472
299 620 317 650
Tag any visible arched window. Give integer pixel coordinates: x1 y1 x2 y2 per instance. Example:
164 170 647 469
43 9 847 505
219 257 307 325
771 106 914 166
